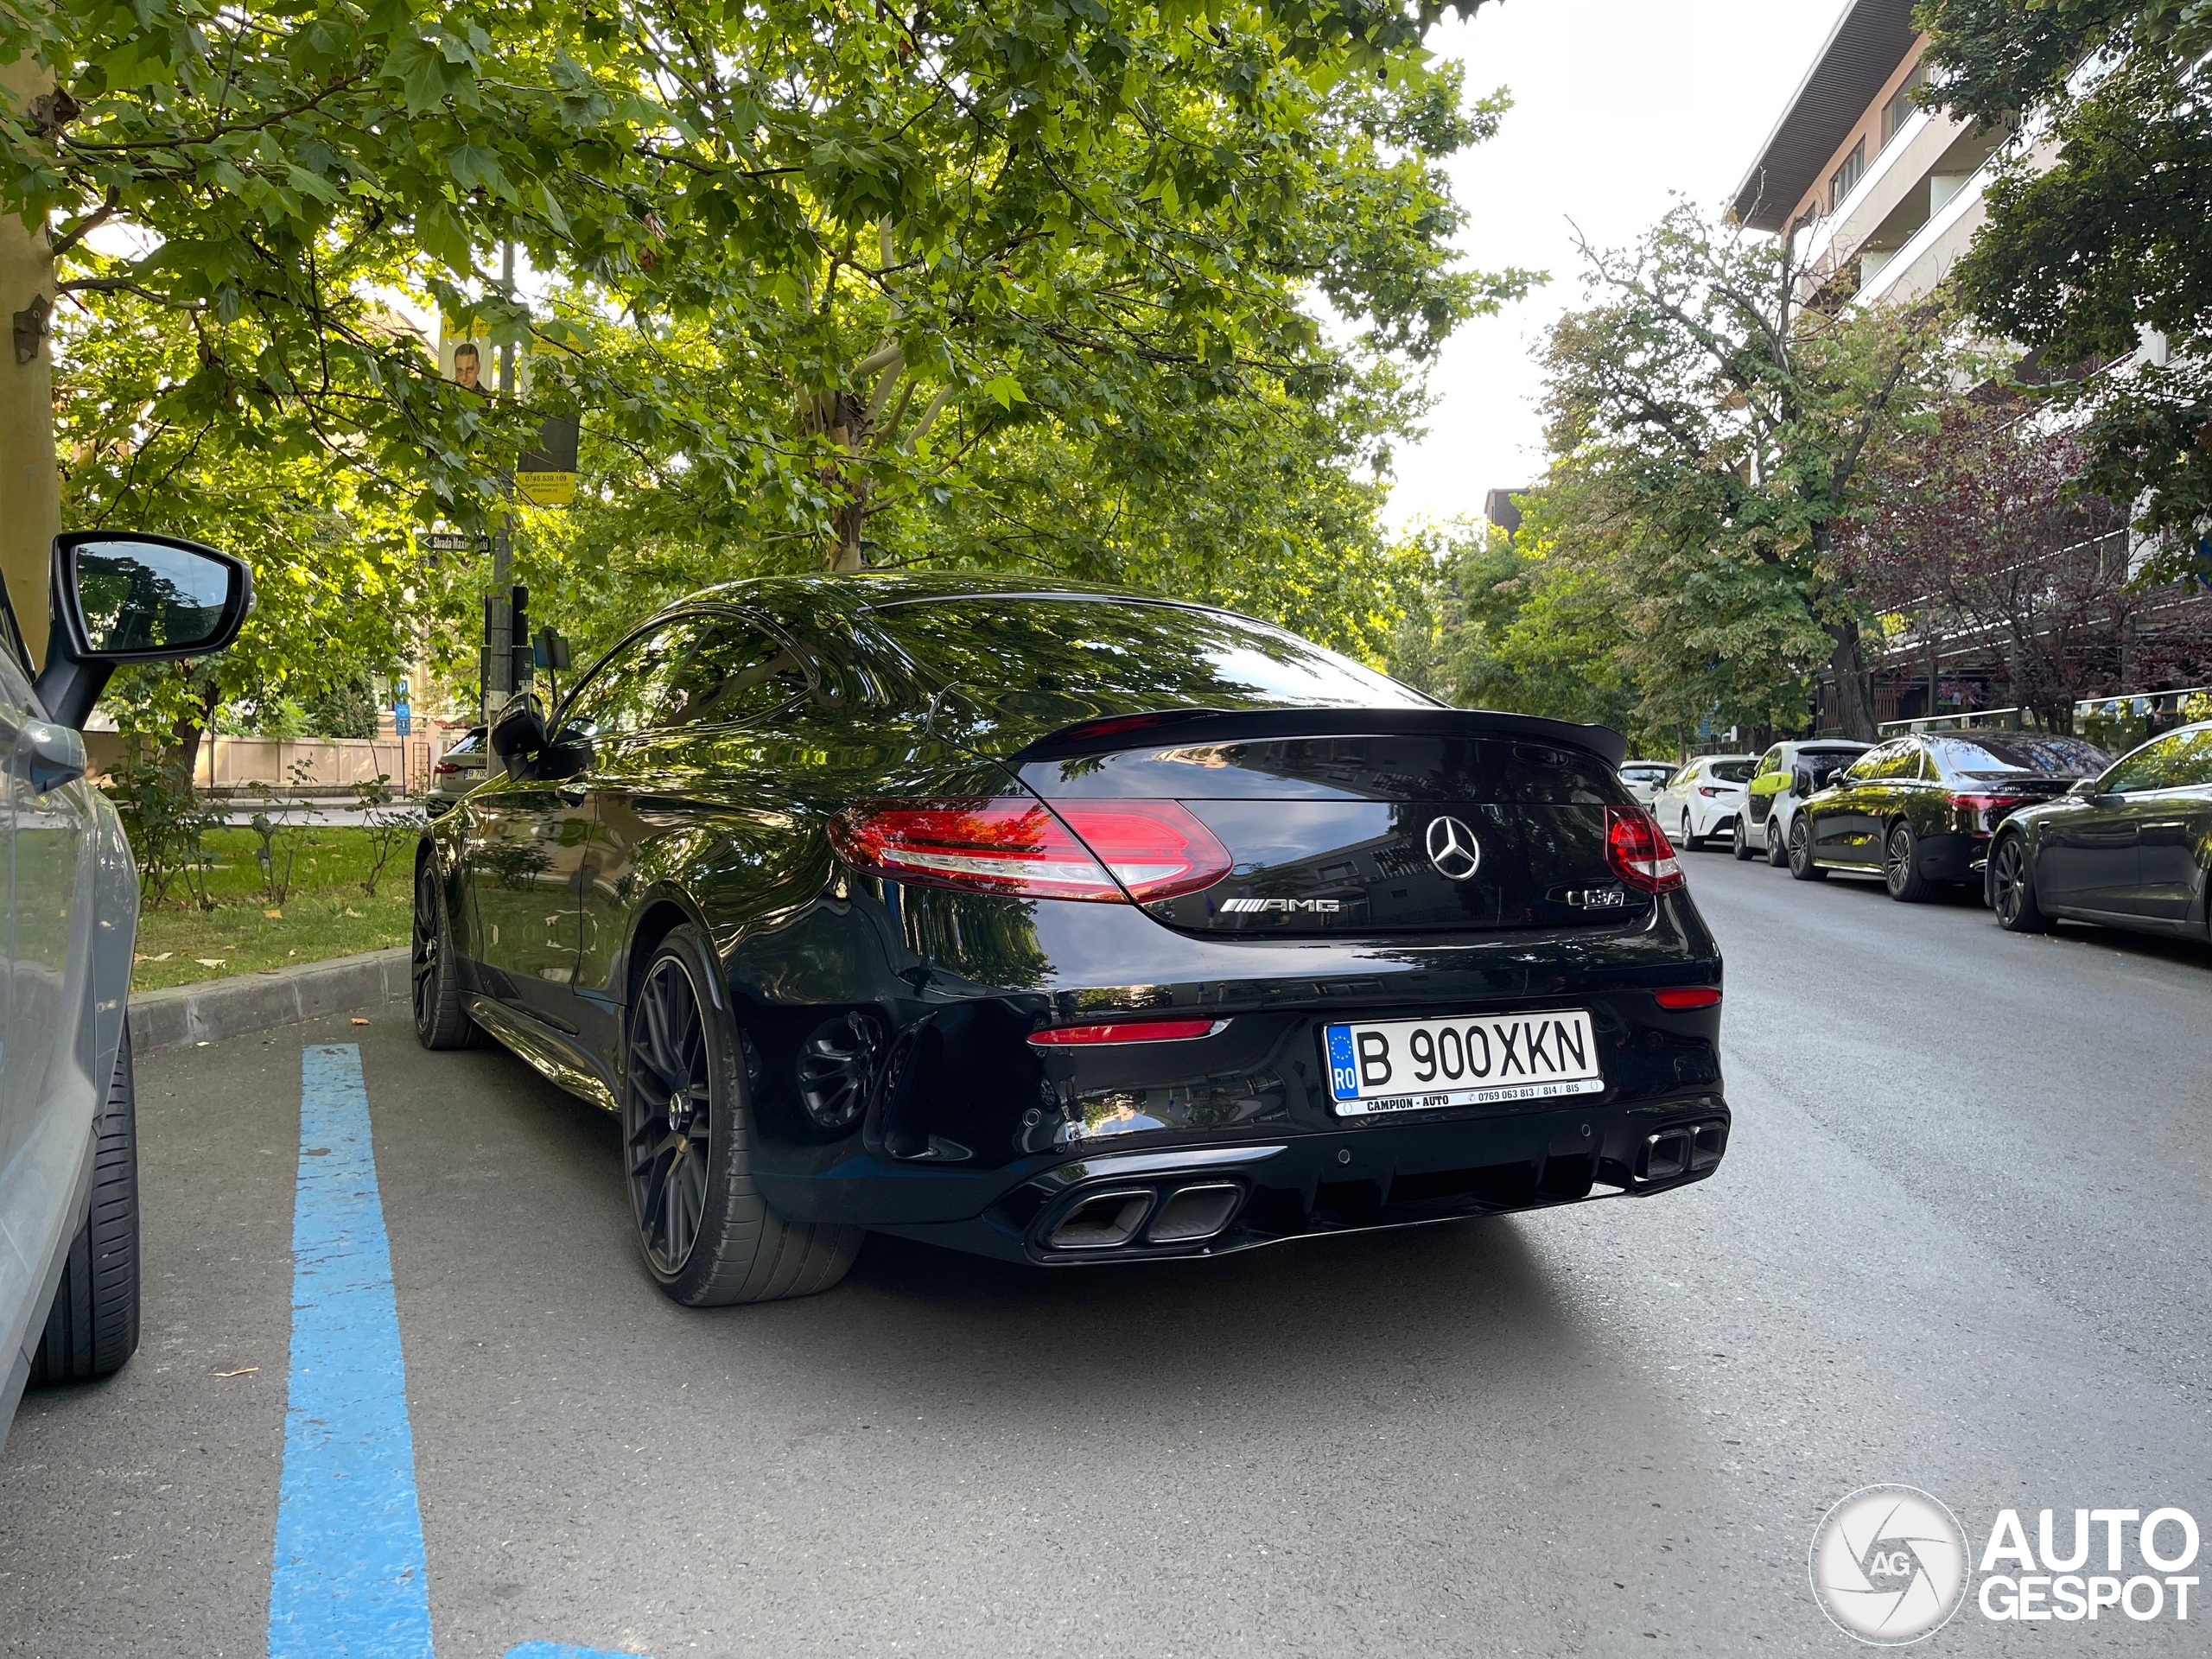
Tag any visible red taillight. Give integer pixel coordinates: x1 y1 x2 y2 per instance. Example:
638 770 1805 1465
1697 785 1726 798
1653 987 1721 1010
827 798 1231 903
1028 1017 1228 1046
434 761 461 775
1953 791 2027 832
1605 804 1684 894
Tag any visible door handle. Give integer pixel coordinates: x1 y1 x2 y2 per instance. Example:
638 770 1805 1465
556 780 588 806
22 718 86 792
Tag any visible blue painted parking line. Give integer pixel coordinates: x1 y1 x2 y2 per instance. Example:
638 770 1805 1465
270 1044 436 1658
267 1042 652 1659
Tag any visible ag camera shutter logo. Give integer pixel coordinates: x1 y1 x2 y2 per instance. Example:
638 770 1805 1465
1809 1485 1972 1645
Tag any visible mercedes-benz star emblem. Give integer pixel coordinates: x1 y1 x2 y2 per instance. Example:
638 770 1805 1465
1425 815 1482 880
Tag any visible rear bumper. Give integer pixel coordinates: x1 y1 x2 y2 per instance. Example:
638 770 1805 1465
868 1091 1731 1264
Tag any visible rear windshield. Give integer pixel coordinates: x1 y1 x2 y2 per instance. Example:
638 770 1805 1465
873 598 1434 710
1928 734 2111 779
1621 765 1673 783
1707 760 1754 783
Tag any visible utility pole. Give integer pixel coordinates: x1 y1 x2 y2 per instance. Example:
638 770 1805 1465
1 48 61 668
482 240 516 728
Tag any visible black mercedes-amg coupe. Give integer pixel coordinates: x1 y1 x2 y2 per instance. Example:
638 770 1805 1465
413 575 1727 1304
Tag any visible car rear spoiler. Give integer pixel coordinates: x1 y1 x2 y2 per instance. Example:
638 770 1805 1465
1010 707 1630 769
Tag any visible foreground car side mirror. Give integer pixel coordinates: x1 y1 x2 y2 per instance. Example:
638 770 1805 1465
1792 768 1815 796
2069 778 2101 799
490 695 548 774
34 531 254 731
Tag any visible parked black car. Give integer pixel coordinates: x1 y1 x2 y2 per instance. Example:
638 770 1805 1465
1788 730 2113 900
413 575 1729 1305
1987 719 2212 940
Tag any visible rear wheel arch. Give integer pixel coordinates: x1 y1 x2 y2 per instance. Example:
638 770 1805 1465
623 894 709 1011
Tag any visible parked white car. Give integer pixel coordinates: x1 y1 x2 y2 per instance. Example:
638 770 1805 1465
1735 739 1872 863
1618 760 1675 808
1652 753 1756 850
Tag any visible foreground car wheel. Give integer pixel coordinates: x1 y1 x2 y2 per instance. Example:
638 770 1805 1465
1883 821 1934 903
413 858 484 1050
624 925 861 1306
31 1029 140 1385
1991 834 2054 933
1787 817 1826 881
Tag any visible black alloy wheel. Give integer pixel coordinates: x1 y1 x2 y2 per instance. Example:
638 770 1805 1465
413 857 483 1050
621 925 861 1306
627 950 714 1280
1991 834 2053 933
1732 816 1756 861
1787 817 1827 881
1884 821 1934 902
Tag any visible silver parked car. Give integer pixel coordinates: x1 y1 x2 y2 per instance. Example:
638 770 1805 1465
425 723 488 815
0 533 251 1445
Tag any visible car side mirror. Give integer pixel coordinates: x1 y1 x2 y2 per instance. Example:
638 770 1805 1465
34 531 253 730
1792 767 1815 796
489 694 547 775
2069 778 2101 799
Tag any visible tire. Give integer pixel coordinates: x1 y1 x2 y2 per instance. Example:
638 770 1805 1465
1679 810 1701 853
1883 820 1935 903
1991 832 2054 933
413 854 484 1050
623 925 861 1306
1766 815 1789 868
30 1027 141 1385
1787 816 1827 881
1732 817 1755 861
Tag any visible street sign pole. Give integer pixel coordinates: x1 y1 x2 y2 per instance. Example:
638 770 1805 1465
484 240 518 732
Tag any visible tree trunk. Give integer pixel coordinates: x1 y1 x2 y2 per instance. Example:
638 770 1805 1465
0 49 61 669
1826 619 1878 741
813 389 869 571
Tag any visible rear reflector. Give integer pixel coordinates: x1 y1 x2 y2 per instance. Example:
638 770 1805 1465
1605 804 1684 893
829 798 1230 903
1652 987 1721 1010
1028 1018 1228 1046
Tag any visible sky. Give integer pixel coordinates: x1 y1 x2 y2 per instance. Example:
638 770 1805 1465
1382 0 1848 533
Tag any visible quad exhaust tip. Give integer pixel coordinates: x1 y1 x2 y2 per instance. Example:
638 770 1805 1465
1045 1181 1245 1251
1641 1120 1727 1183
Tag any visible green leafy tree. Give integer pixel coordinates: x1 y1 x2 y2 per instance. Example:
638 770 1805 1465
1529 206 1952 740
1921 0 2212 559
3 0 1523 581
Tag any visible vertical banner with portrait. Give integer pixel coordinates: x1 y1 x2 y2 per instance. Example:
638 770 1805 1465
438 317 576 507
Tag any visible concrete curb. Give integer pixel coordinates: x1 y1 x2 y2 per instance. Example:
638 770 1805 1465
129 947 410 1056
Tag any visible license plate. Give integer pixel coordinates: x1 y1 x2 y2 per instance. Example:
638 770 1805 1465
1322 1010 1603 1116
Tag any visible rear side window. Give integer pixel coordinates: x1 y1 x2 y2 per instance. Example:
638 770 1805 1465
1928 734 2112 779
656 619 811 728
874 598 1433 710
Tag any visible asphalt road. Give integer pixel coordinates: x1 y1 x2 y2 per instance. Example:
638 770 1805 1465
3 851 2208 1657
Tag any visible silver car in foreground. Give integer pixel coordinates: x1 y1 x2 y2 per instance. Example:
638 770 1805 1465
0 533 251 1445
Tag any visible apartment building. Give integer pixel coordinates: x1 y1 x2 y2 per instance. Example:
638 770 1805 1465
1732 0 2019 307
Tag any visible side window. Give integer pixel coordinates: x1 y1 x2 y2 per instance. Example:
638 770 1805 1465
2103 730 2202 793
1757 747 1784 778
654 618 812 729
560 620 691 740
1841 745 1889 782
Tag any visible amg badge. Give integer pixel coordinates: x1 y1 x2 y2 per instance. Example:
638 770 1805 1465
1217 897 1344 914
